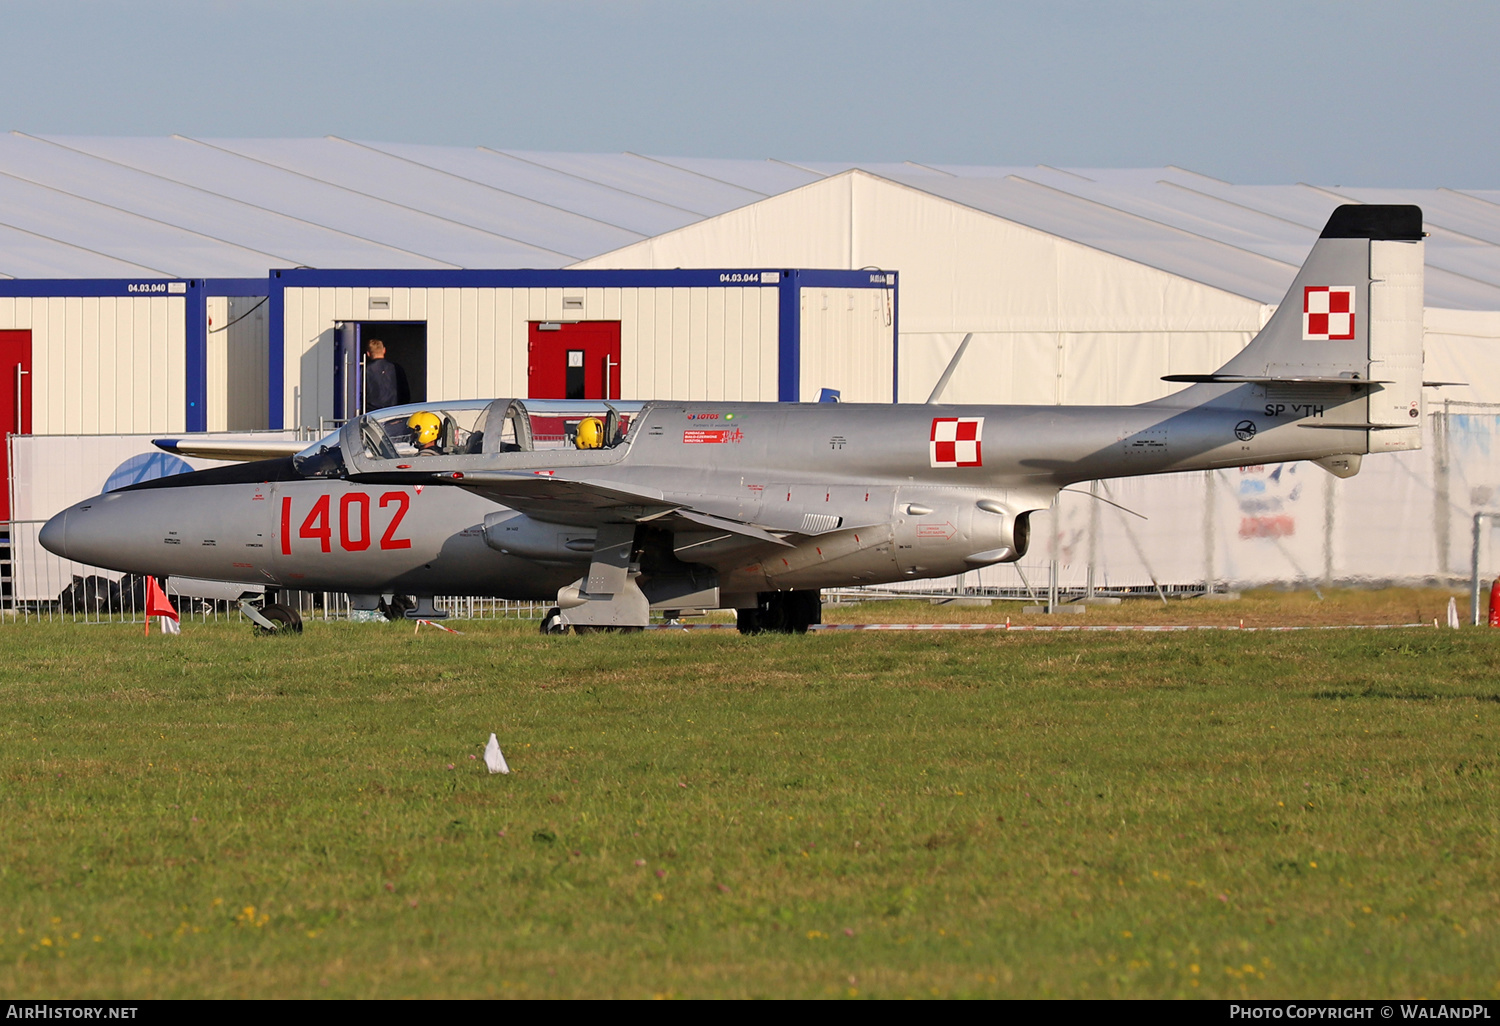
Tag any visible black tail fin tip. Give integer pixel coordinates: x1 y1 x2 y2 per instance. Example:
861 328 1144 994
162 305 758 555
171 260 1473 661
1320 204 1423 241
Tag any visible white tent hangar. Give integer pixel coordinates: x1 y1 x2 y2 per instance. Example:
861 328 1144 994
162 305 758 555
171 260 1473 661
3 135 1500 590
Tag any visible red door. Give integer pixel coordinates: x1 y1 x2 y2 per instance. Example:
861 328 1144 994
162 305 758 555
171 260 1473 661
1 330 32 521
528 322 622 400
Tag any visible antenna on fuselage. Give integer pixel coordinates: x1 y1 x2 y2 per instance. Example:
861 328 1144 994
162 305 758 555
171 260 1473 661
926 333 973 404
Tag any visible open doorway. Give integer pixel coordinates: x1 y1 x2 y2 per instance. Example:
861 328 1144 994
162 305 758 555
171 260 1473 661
335 321 428 419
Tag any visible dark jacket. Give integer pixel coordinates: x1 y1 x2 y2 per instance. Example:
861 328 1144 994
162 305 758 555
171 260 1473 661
365 358 401 411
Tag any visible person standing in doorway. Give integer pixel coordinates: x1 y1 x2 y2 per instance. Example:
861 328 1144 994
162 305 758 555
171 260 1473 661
364 338 406 411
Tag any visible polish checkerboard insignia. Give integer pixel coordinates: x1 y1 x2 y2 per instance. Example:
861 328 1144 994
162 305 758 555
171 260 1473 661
1303 286 1356 341
930 417 983 468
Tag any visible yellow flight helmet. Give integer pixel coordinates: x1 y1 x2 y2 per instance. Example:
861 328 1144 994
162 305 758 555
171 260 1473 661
575 417 605 450
407 411 442 447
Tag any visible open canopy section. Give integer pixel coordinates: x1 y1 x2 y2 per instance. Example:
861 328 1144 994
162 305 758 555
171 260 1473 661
296 399 649 478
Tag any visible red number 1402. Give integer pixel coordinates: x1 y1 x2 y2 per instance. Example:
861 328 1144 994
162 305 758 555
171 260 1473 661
280 492 412 554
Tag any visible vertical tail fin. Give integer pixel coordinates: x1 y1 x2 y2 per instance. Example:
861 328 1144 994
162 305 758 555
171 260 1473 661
1167 204 1425 452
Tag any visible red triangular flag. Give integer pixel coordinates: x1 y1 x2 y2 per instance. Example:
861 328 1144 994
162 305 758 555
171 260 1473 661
146 577 179 622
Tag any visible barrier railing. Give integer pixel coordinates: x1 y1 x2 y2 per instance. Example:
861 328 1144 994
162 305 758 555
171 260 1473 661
1 519 545 626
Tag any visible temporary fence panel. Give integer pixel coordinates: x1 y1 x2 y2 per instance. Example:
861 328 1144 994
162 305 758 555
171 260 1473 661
7 431 299 602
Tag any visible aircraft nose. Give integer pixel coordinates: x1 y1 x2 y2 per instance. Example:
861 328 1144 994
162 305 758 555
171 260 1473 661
38 509 68 558
39 496 120 567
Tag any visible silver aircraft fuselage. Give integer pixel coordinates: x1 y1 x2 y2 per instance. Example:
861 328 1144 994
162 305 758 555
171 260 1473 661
40 386 1370 603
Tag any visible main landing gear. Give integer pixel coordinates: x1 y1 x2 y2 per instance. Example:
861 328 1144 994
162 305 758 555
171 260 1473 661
736 590 822 635
537 606 643 635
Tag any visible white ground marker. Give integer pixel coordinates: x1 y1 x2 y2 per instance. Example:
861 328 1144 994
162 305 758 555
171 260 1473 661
484 733 510 775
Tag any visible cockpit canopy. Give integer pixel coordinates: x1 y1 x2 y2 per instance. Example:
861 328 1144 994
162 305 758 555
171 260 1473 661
293 399 645 478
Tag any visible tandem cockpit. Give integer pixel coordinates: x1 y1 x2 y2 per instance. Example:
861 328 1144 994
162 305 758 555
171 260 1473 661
292 399 646 479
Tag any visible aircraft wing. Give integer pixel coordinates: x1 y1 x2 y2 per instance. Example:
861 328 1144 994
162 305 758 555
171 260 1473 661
154 438 308 462
447 470 672 520
442 471 793 547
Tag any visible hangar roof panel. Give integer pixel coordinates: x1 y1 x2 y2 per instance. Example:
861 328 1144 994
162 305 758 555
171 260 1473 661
0 134 442 271
787 159 952 178
642 155 825 196
0 137 1493 311
39 135 554 268
355 141 704 237
486 151 765 216
198 136 643 259
0 171 283 278
0 222 168 279
1424 267 1500 310
999 174 1317 261
881 173 1301 304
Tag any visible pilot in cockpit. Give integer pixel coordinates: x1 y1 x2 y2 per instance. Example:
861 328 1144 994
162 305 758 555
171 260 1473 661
408 411 445 456
574 416 605 450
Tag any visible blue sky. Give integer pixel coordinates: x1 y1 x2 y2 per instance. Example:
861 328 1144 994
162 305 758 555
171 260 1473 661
3 0 1495 187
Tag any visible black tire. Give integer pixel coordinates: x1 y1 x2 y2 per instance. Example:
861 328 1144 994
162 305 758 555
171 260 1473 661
255 603 303 635
787 589 823 634
748 590 822 634
116 574 148 615
380 595 415 621
57 575 85 614
735 607 763 635
538 607 567 635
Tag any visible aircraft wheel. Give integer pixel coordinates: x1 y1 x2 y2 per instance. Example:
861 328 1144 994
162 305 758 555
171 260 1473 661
539 607 567 635
380 595 414 621
786 590 823 634
735 608 763 635
750 591 822 634
255 603 303 635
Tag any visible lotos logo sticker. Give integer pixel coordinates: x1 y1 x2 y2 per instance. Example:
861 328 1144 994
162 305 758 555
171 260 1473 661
930 417 983 468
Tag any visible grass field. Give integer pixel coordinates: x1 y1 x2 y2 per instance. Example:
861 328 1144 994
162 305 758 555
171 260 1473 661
2 589 1498 999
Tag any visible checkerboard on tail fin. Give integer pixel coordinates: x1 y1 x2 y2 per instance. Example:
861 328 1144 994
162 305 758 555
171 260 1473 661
1161 204 1425 455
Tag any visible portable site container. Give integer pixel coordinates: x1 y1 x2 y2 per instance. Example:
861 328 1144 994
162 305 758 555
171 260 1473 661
0 277 270 520
0 269 899 519
268 268 899 430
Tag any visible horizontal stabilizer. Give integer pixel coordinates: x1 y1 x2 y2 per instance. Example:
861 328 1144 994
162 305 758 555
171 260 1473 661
154 438 307 462
1161 374 1386 385
1297 422 1417 430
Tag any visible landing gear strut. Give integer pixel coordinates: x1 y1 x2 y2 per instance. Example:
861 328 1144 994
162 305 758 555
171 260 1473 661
254 603 303 635
736 590 822 635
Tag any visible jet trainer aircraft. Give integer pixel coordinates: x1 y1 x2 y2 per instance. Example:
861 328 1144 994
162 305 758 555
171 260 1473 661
41 205 1428 634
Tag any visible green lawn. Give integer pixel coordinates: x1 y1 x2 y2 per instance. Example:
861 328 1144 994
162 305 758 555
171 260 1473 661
2 608 1497 998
